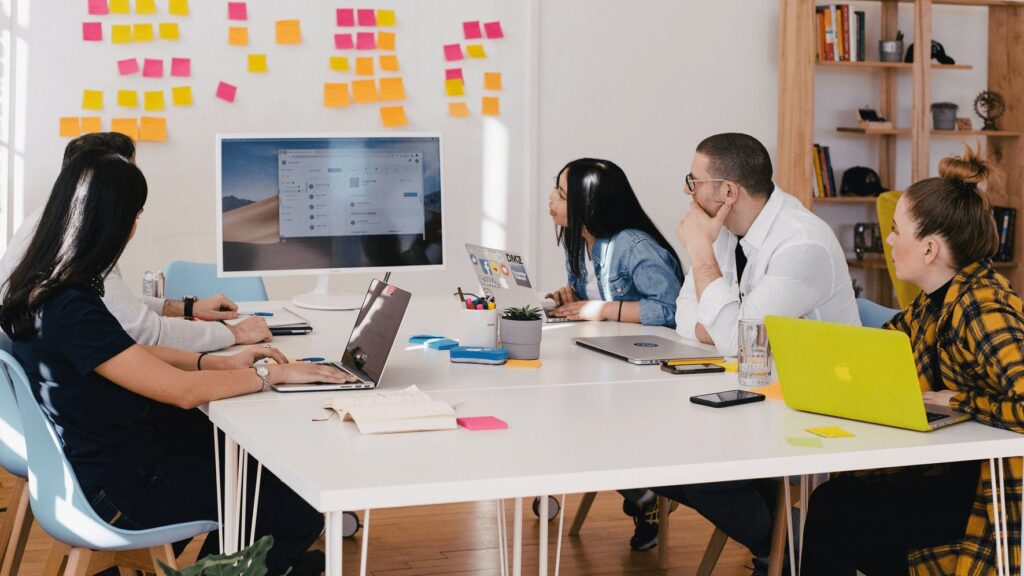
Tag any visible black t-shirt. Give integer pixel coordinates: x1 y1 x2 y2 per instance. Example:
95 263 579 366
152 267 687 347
12 288 158 496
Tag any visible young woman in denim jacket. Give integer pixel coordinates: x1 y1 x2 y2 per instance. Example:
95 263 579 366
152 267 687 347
545 158 683 328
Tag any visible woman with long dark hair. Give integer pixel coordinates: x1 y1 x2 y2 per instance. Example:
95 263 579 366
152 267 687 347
545 158 683 328
0 150 354 575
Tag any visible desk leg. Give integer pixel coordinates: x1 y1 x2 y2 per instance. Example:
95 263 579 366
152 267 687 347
213 425 224 554
513 498 522 576
223 437 239 554
991 459 1006 576
538 496 548 576
359 509 370 576
326 511 343 576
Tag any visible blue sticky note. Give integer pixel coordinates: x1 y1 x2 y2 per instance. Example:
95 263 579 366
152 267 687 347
426 338 459 350
409 334 445 344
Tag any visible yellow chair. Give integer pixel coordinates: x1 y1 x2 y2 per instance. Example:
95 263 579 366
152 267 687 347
877 191 922 308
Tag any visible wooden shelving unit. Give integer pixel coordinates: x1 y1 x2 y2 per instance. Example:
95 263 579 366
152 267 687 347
818 60 973 69
836 126 1023 136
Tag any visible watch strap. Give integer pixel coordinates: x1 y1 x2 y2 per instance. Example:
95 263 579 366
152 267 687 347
183 296 197 320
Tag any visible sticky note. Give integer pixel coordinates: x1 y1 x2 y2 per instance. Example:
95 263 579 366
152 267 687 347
216 81 237 103
409 335 445 344
112 24 132 44
355 57 373 76
357 9 376 26
80 117 102 133
133 23 154 42
463 21 482 40
445 78 464 97
484 21 504 39
445 68 463 80
248 54 267 73
170 57 190 77
379 77 405 102
807 426 855 438
323 83 350 108
457 416 507 431
171 86 192 106
484 72 502 91
720 361 739 373
356 32 375 50
227 2 247 20
787 436 824 448
111 118 139 140
144 90 165 111
82 90 103 110
505 359 541 369
82 22 103 41
88 0 109 15
482 96 500 116
377 31 395 51
351 79 378 103
59 117 81 138
275 20 301 45
139 117 167 142
336 8 354 27
228 27 248 46
334 34 353 50
752 381 783 401
466 44 486 59
379 54 399 72
159 23 180 40
168 0 188 16
329 56 350 71
376 9 395 27
109 0 129 14
448 101 469 118
117 90 138 107
381 106 408 128
142 58 163 78
443 44 463 61
136 0 156 14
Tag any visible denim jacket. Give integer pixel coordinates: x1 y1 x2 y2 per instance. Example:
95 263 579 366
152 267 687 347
566 229 683 328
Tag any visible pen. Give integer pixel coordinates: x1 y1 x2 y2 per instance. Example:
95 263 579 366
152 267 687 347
239 312 274 317
457 287 466 306
299 357 326 362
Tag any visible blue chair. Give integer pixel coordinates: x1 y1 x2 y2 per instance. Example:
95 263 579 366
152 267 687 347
0 335 32 576
164 261 267 302
857 297 900 329
1 350 218 574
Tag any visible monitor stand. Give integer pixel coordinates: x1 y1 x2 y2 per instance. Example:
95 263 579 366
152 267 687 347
291 275 365 311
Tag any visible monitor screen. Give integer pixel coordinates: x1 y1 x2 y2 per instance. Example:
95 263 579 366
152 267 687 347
216 134 444 276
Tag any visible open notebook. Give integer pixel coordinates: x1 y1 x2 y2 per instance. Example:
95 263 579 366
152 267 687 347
325 386 456 434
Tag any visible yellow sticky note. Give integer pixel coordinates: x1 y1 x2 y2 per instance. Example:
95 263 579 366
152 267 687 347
376 9 396 26
171 86 193 106
445 78 464 97
144 90 165 111
135 0 156 14
109 0 130 14
351 79 378 104
466 44 486 58
482 96 500 116
159 23 180 40
248 54 268 73
448 101 469 118
377 31 395 51
112 24 132 44
355 57 374 76
323 83 350 108
380 106 407 128
139 117 167 142
379 77 406 102
275 19 301 45
82 90 103 110
379 54 399 72
168 0 189 16
117 90 138 107
484 72 502 91
806 426 855 438
80 117 102 133
133 23 154 42
111 118 139 140
329 56 350 72
228 27 248 46
59 117 81 138
506 359 542 369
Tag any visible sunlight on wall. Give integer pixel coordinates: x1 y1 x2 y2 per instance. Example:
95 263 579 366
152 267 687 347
480 117 509 248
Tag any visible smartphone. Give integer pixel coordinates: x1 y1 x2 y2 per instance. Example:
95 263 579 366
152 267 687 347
689 389 766 408
660 363 726 375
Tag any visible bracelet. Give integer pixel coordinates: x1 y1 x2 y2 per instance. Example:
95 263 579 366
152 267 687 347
617 300 623 322
197 352 208 371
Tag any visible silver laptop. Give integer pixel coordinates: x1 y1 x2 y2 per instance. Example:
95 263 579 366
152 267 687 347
573 335 723 365
273 279 411 392
464 243 576 323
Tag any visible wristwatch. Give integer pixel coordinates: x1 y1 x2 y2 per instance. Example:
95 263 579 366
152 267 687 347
254 365 271 392
183 296 198 320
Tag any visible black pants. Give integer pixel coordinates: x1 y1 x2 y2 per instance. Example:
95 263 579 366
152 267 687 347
801 461 979 576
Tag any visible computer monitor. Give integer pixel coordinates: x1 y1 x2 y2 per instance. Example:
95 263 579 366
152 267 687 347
216 133 445 309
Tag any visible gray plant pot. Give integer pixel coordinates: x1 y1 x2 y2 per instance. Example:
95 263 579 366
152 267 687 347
499 318 542 360
931 103 959 130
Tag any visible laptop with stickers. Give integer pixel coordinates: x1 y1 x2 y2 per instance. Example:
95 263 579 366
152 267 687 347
464 244 572 323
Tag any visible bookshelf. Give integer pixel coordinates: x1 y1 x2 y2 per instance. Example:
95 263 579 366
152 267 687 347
778 0 1024 295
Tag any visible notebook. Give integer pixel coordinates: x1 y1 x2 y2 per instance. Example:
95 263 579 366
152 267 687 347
325 386 456 434
226 307 312 335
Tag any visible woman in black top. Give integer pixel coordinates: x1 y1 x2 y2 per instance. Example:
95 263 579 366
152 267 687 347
0 150 354 575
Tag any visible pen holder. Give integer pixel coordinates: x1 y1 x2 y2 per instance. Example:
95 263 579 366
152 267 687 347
458 308 498 348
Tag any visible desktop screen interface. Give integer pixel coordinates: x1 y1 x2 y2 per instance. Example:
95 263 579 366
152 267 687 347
219 136 443 273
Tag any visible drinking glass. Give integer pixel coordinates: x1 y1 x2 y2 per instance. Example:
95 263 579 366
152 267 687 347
738 319 772 387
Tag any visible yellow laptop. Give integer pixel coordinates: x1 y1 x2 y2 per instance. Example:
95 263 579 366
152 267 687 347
765 315 970 432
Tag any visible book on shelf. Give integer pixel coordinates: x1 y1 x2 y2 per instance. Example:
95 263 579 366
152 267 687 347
993 206 1016 262
811 144 837 198
816 5 865 63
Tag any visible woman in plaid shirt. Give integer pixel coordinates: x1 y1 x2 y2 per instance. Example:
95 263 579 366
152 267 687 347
801 147 1023 575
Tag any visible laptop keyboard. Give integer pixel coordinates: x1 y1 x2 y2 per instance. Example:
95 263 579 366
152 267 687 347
321 361 364 383
925 412 947 423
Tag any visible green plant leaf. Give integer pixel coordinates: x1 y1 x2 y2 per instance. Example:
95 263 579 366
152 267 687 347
159 535 276 576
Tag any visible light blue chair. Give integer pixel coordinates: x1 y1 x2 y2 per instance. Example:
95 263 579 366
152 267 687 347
1 350 218 574
164 260 268 302
0 334 32 576
857 297 900 329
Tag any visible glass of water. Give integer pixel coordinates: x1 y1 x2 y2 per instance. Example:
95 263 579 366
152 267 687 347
738 319 772 387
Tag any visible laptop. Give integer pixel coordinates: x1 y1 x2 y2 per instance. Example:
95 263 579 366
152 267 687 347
765 315 970 432
464 243 576 323
273 279 411 392
573 335 723 365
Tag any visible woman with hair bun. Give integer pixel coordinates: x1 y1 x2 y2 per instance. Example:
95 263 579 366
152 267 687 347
801 146 1023 575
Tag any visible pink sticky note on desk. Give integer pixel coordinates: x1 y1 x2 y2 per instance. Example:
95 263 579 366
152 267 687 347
334 33 353 50
443 44 463 62
357 9 376 26
457 416 508 431
118 58 139 76
82 22 103 42
356 32 375 50
142 58 163 78
445 68 463 80
227 2 247 20
336 8 354 27
170 57 190 77
463 21 482 40
216 81 237 103
484 21 504 39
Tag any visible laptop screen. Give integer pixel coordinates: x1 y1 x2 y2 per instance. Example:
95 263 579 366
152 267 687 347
341 279 411 383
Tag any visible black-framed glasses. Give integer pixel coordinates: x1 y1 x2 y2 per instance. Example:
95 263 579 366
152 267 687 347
685 173 728 192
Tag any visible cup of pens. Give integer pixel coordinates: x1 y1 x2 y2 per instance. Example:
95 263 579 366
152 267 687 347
456 288 498 348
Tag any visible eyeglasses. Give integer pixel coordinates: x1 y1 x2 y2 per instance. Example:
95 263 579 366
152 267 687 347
685 173 728 192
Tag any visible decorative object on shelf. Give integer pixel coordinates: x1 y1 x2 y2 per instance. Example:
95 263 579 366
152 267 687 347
499 305 543 360
931 102 959 130
880 30 903 63
841 166 885 197
974 90 1006 131
956 117 973 131
857 107 893 131
903 39 956 65
992 206 1016 262
853 223 884 260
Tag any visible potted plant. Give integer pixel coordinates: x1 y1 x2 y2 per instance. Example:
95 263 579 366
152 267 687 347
500 305 543 360
931 102 959 130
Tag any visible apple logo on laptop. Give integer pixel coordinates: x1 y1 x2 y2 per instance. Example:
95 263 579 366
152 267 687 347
634 342 658 347
834 365 853 382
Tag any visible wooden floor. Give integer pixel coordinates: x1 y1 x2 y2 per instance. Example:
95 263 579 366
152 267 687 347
1 470 755 575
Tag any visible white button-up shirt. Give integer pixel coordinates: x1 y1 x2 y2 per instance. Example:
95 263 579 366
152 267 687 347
675 188 860 355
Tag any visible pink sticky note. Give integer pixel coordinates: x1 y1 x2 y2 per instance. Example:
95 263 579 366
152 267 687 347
356 32 375 50
357 9 376 26
443 44 463 62
88 0 109 15
118 58 139 75
457 416 508 431
82 22 103 42
170 57 191 77
216 81 237 103
336 8 354 27
227 2 247 20
463 21 482 40
445 68 463 80
484 21 504 39
334 33 354 50
142 58 163 78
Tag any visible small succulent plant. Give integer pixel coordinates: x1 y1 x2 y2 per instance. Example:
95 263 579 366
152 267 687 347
501 305 542 321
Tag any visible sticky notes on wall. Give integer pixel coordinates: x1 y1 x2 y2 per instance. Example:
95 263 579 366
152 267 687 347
228 2 247 21
170 57 190 77
351 79 378 104
168 0 189 16
329 56 350 71
443 44 463 61
356 32 375 50
139 117 167 141
82 90 104 110
484 21 504 39
136 0 156 15
159 23 180 40
466 44 486 59
448 102 469 118
379 77 406 102
144 90 165 111
228 27 248 46
171 86 193 106
377 31 395 51
445 68 463 80
355 57 374 76
482 96 500 116
109 0 129 14
445 78 464 97
133 23 155 42
60 117 81 137
335 34 353 50
379 54 399 72
380 106 407 128
377 9 395 27
484 72 502 91
463 21 482 40
142 58 163 78
83 22 103 41
275 20 301 44
81 117 102 133
88 0 109 15
118 58 139 75
216 81 237 102
336 8 354 27
111 118 139 139
248 54 268 73
357 9 376 26
323 83 350 108
117 90 138 107
112 25 132 44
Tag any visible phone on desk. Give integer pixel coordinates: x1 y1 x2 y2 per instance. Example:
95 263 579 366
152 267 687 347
660 362 726 375
690 389 765 408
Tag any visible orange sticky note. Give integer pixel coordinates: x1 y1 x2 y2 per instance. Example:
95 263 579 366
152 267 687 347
59 117 81 137
168 0 189 16
379 77 406 102
111 118 139 140
351 79 378 104
448 102 469 118
139 117 167 142
159 23 180 40
329 56 350 72
171 86 193 106
484 72 502 91
355 57 374 76
377 31 395 51
111 24 132 44
323 83 351 108
376 9 395 26
466 44 486 58
82 90 103 110
248 54 268 73
136 0 156 14
80 117 102 133
379 54 399 72
109 0 129 14
380 106 407 128
117 90 138 107
275 19 301 45
228 27 248 46
133 23 154 42
144 90 165 111
482 96 500 116
445 78 464 97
